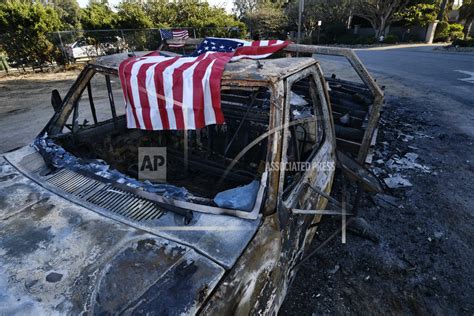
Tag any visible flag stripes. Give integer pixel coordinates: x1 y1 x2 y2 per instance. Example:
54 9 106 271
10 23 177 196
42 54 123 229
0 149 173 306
119 38 290 131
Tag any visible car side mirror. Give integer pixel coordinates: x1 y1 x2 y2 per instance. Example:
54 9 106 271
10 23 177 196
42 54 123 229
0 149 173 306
51 89 62 113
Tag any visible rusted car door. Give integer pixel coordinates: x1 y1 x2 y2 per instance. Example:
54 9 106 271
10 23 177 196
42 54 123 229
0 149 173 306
277 64 337 268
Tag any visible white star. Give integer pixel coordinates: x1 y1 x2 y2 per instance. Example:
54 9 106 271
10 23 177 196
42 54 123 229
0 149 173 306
212 46 216 50
204 46 209 50
197 49 202 53
219 45 225 49
204 40 208 44
211 41 216 45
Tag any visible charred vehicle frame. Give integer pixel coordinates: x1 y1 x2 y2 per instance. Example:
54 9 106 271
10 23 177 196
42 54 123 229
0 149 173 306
0 42 383 314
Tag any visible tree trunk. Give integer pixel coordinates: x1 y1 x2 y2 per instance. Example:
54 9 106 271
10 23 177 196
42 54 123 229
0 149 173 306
375 17 387 39
464 19 473 40
437 0 449 21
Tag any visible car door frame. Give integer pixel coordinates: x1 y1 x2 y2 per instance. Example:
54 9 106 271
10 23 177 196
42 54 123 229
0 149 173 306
277 63 337 252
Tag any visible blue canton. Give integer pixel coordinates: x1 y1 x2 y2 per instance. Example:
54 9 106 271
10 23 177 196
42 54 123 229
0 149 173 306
190 38 245 57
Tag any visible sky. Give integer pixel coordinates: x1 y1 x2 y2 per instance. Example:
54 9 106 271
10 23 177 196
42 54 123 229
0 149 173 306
77 0 234 13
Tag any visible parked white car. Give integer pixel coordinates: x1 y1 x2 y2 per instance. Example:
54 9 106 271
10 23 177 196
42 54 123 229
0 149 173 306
66 39 106 61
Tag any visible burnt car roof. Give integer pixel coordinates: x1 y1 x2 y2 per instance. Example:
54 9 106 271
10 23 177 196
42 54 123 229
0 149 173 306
92 52 317 83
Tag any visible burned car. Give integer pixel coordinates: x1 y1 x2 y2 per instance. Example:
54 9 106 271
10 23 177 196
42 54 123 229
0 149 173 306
0 39 384 314
0 52 339 314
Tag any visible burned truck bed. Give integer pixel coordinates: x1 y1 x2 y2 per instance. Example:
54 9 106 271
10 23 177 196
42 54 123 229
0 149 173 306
55 86 272 198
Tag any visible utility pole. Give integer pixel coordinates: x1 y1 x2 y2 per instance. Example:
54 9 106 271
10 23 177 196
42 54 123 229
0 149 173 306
297 0 304 45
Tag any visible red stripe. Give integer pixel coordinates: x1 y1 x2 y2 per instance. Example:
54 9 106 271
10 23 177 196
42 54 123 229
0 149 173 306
153 57 180 130
145 51 161 57
251 41 260 47
191 56 215 128
234 41 290 58
268 39 277 45
121 57 141 128
209 54 232 125
172 54 207 129
137 62 155 130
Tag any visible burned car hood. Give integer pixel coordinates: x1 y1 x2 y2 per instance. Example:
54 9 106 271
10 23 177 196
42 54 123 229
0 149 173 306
0 149 258 314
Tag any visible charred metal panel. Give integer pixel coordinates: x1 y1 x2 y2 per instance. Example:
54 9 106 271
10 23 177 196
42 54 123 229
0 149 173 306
0 157 47 220
201 67 336 314
0 157 224 314
5 146 260 269
283 43 384 163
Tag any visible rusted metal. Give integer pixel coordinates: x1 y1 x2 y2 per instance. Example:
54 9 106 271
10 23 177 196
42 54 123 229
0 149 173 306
283 44 384 164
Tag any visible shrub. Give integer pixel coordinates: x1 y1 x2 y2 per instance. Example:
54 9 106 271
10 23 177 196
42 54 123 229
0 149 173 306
434 21 450 41
384 34 399 44
448 23 465 41
452 38 474 47
435 22 465 42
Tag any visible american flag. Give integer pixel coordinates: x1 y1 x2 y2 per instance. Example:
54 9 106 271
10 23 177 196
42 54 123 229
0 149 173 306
119 38 290 130
160 29 173 40
160 29 189 48
190 37 289 61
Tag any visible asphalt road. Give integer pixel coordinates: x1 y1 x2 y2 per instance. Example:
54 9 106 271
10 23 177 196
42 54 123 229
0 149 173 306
319 45 474 105
355 45 474 105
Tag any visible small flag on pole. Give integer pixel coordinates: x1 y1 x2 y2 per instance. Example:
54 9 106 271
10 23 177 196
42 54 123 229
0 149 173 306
160 29 189 47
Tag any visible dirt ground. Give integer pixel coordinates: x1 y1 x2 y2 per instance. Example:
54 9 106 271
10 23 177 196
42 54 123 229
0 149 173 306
0 69 123 153
280 63 474 314
0 62 473 314
0 71 81 153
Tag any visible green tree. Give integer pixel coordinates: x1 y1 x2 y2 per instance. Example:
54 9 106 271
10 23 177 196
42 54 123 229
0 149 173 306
0 1 63 68
353 0 410 38
144 0 177 27
239 0 287 37
80 2 117 30
234 0 259 19
286 0 353 39
51 0 82 29
146 0 245 37
397 2 438 26
116 2 152 29
459 0 474 38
